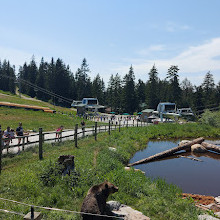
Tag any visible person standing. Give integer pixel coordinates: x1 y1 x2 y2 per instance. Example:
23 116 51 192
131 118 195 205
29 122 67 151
16 122 29 150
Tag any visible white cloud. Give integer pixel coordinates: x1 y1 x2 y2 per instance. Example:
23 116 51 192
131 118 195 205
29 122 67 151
112 38 220 84
165 22 191 32
137 44 166 56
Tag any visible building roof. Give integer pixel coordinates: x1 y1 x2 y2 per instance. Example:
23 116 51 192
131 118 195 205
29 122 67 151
142 109 154 113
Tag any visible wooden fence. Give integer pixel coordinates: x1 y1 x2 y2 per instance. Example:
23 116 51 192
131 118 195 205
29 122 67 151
0 120 149 174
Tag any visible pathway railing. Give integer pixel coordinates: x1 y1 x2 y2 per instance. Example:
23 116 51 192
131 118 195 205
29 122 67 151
0 120 149 173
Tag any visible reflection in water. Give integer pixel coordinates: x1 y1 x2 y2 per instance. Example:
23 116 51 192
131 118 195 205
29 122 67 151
129 140 220 196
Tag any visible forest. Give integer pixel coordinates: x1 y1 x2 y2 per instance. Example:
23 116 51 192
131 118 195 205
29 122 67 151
0 57 219 114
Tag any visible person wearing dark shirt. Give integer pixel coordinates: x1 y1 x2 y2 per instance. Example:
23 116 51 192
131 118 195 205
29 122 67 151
16 122 29 150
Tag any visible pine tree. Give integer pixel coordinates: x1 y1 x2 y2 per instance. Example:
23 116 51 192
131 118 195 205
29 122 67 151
92 74 105 104
146 65 159 109
136 79 146 111
122 65 137 114
27 56 38 97
202 71 215 107
75 58 91 100
35 58 48 100
181 78 194 108
166 65 181 106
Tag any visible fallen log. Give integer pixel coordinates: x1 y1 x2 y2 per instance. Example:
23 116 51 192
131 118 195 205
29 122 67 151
128 137 205 167
201 142 220 154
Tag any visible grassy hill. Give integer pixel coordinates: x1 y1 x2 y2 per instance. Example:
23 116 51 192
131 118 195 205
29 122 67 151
0 90 95 131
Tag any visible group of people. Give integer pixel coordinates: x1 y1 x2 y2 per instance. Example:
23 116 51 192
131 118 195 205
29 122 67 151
0 122 29 152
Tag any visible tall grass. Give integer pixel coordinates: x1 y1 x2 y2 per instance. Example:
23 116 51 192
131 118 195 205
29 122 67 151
1 123 216 219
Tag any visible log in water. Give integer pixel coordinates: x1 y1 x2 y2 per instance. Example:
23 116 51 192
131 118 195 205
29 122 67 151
128 137 205 166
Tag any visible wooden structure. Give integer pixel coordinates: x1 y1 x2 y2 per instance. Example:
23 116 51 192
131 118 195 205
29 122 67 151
0 102 55 113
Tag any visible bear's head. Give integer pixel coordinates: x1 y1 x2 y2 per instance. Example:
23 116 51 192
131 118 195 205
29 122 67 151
103 181 118 195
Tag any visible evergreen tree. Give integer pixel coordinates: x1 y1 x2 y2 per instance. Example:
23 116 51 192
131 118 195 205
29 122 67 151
166 65 181 106
181 78 194 108
0 60 10 91
92 74 105 104
193 86 204 114
110 73 122 113
35 58 48 99
122 65 137 114
27 57 38 97
146 65 159 109
202 71 215 107
216 81 220 106
106 74 114 110
75 58 91 99
136 79 146 111
54 58 71 106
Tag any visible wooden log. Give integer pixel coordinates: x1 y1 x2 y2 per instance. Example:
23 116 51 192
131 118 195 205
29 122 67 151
201 142 220 154
128 137 205 166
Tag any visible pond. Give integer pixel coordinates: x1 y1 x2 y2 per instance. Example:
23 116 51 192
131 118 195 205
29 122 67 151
129 140 220 196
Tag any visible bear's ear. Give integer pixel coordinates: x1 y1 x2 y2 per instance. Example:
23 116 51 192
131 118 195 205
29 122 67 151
105 183 108 189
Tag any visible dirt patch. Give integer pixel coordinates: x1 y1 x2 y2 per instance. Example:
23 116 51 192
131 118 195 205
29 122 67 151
182 193 215 205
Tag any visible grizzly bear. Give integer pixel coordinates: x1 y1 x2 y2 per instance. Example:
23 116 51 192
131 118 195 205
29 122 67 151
81 181 118 220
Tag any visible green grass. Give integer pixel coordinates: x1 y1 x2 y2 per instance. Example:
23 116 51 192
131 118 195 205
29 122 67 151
0 106 97 132
0 90 76 114
1 123 219 219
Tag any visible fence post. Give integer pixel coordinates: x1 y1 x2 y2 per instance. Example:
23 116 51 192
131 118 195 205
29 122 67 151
137 120 139 127
0 133 2 174
126 120 128 128
39 128 43 160
83 126 85 138
94 122 97 141
108 120 111 135
141 121 143 127
74 124 78 148
60 131 62 142
22 136 25 151
133 120 134 127
119 120 121 132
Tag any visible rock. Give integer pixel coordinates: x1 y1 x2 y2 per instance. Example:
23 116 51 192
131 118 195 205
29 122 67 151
215 196 220 204
106 201 121 211
109 147 117 151
209 204 220 212
215 212 220 217
178 140 190 146
107 201 150 220
198 215 219 220
124 167 145 174
191 144 207 153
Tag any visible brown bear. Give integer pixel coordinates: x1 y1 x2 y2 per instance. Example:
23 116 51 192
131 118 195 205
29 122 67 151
81 181 118 220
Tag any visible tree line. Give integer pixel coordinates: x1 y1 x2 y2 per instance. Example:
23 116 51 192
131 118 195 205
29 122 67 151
0 57 219 114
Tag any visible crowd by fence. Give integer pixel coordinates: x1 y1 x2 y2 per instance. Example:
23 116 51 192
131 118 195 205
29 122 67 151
0 120 149 174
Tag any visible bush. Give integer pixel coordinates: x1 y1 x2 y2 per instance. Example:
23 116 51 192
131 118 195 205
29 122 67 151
199 110 220 127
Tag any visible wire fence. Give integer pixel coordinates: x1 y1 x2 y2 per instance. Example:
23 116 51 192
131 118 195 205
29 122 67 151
0 197 125 219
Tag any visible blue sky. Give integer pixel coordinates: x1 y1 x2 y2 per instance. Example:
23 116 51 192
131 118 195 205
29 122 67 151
1 0 220 85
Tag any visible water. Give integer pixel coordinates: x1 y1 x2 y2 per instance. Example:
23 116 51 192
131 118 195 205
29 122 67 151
129 140 220 196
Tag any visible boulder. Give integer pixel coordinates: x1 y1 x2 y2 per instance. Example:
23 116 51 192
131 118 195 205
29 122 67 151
215 196 220 204
198 215 219 220
191 144 207 153
178 140 190 146
106 201 150 220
